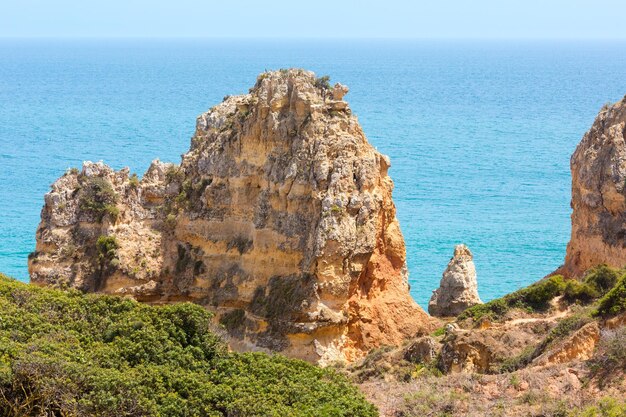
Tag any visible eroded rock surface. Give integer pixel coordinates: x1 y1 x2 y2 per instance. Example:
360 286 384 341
533 322 600 366
29 69 433 364
563 97 626 277
429 244 482 317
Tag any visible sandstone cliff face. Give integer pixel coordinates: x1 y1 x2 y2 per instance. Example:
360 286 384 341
29 69 433 364
563 98 626 277
429 244 482 317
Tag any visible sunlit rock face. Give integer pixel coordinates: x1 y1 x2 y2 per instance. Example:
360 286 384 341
429 244 482 317
29 69 434 364
563 97 626 278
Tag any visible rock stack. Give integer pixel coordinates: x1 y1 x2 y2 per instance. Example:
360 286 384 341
29 69 434 364
429 244 482 317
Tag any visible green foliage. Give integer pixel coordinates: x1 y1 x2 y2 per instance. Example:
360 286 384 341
330 204 343 214
315 75 331 90
521 275 566 309
431 327 445 337
165 165 184 184
563 280 598 304
573 397 626 417
128 173 140 189
499 313 592 373
595 274 626 317
96 235 119 265
78 176 119 222
459 275 566 322
498 346 536 373
583 265 620 295
0 274 376 417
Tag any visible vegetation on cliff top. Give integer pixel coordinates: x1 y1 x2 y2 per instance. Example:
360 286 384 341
459 265 625 322
0 274 376 417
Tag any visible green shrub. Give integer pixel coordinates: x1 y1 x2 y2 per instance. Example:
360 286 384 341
520 275 566 309
584 265 620 295
573 397 626 417
595 274 626 317
0 274 376 417
128 173 140 189
499 313 591 373
314 75 331 90
459 297 509 321
78 176 119 221
563 280 598 304
459 275 566 322
431 327 445 337
96 235 118 265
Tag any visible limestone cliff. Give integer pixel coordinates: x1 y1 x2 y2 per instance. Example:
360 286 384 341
29 69 433 364
429 244 482 317
563 97 626 277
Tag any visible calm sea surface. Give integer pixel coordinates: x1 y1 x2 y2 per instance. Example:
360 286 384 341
1 39 626 308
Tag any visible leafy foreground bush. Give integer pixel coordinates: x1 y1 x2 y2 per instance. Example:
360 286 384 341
0 274 376 417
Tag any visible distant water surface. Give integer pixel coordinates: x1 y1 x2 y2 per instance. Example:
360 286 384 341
1 39 626 308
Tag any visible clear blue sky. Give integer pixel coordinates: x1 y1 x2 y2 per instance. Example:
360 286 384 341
1 0 625 39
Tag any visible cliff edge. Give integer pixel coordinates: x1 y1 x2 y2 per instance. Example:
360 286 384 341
563 97 626 277
29 69 433 364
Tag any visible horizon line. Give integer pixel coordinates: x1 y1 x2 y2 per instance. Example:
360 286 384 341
2 35 626 41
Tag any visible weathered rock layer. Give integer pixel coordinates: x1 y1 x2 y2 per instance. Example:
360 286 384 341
563 97 626 277
29 69 432 364
429 244 482 317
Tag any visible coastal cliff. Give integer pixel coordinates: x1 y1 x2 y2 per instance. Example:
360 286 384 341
563 97 626 277
29 69 433 364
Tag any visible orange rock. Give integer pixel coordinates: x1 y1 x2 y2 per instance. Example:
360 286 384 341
563 98 626 277
29 69 434 364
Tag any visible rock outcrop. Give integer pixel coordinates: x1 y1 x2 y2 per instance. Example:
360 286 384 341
29 69 433 364
563 97 626 277
429 244 482 317
532 322 600 366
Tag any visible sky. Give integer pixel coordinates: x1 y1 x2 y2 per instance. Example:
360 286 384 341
1 0 625 39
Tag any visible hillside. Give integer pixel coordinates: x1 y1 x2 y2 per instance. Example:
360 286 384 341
0 273 376 417
347 265 626 416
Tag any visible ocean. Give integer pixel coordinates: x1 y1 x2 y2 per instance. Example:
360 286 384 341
1 39 626 309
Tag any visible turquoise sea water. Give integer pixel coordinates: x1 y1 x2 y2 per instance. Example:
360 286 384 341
1 40 626 309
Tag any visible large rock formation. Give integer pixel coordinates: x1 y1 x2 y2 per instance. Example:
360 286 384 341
29 69 433 364
429 244 482 317
563 97 626 277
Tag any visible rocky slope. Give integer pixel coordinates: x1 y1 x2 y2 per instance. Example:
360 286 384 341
29 69 433 364
563 97 626 277
350 266 626 416
345 96 626 414
429 244 482 317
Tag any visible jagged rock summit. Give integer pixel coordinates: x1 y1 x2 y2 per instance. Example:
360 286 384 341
563 97 626 277
429 244 482 317
29 69 433 364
